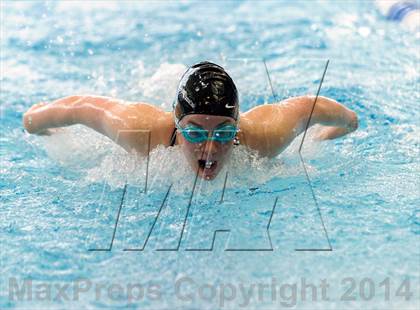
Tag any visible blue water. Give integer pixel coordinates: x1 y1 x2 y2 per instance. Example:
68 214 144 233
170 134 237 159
1 1 419 309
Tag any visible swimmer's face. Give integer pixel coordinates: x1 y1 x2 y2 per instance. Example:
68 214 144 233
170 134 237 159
178 114 237 180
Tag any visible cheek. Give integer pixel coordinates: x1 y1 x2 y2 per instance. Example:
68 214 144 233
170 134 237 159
215 143 234 161
181 140 202 157
221 142 233 153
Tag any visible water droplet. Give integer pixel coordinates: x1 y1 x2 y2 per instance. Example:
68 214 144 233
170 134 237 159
358 27 370 37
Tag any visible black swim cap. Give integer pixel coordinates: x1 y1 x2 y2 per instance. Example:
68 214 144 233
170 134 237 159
174 61 239 123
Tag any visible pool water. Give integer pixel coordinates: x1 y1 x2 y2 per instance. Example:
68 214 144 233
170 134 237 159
1 1 419 309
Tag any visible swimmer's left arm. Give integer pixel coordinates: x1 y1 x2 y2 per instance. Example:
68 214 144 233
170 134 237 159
298 95 359 140
279 95 358 139
240 95 358 157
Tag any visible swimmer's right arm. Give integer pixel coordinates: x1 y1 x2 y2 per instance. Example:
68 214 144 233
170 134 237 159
23 95 112 136
23 95 172 153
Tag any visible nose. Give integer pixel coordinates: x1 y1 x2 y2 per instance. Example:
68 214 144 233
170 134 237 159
202 139 219 156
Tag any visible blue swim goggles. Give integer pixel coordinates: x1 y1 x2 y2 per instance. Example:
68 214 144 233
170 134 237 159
177 123 238 144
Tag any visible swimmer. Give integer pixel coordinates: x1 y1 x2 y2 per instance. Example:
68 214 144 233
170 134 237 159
23 61 358 180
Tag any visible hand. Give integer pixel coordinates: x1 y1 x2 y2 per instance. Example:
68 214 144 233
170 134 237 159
23 102 49 134
313 106 358 140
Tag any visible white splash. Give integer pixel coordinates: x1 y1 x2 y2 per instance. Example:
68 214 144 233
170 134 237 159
34 124 321 195
138 62 187 110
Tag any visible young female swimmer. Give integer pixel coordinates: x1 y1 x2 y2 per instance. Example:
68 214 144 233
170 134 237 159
23 61 358 180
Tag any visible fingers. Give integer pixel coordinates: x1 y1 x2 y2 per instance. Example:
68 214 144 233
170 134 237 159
347 111 358 131
23 102 49 133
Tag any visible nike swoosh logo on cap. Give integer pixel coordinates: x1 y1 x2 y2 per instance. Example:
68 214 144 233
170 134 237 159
225 104 235 108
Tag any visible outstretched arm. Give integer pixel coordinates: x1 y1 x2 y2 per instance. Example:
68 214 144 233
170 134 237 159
302 96 359 140
23 95 172 153
23 95 108 135
239 95 358 157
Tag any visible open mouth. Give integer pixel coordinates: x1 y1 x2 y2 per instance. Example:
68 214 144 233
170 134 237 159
197 159 218 173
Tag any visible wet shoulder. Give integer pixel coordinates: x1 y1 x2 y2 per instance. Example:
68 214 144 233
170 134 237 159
124 103 175 147
237 104 287 157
